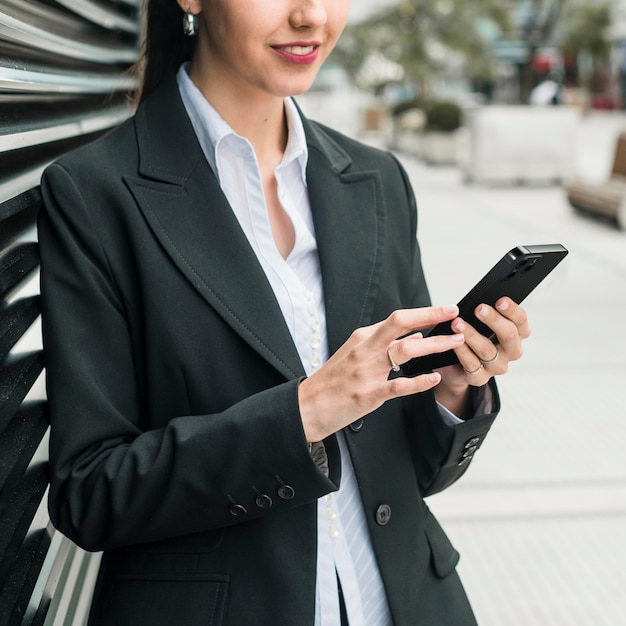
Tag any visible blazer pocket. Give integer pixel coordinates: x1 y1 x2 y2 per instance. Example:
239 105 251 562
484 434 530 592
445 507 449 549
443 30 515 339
424 509 460 578
97 572 229 626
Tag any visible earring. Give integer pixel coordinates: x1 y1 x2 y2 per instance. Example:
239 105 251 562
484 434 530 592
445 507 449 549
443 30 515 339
183 12 198 37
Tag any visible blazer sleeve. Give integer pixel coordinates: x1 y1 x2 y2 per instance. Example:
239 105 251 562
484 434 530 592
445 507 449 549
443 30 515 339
38 162 339 552
390 154 501 496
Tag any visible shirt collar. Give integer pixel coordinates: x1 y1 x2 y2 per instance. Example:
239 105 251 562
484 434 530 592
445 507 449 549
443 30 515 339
176 63 308 184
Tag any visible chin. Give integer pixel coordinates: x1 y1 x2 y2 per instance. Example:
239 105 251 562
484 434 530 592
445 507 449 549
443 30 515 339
278 79 319 98
286 85 314 97
271 68 321 98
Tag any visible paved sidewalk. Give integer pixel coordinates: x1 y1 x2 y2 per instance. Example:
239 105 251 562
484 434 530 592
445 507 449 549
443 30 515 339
407 158 626 626
299 93 626 625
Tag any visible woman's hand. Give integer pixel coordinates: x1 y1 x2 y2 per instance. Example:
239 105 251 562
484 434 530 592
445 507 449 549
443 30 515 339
298 305 466 443
434 297 532 415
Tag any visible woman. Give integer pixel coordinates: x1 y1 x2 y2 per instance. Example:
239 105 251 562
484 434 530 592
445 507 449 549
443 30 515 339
38 0 530 624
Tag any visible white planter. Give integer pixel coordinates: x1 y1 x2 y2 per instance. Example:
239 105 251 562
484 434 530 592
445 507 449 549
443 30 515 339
390 109 425 155
461 106 580 184
421 130 460 165
395 130 423 157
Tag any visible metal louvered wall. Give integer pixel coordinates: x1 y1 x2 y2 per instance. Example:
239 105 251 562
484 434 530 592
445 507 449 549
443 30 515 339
0 1 139 623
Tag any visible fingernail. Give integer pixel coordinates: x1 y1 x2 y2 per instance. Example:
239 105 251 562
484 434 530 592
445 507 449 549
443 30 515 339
444 305 457 314
477 305 488 317
451 333 464 343
427 373 441 384
497 300 509 311
454 320 465 332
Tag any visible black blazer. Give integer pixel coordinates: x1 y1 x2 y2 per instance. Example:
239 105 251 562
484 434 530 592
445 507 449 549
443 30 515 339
38 75 499 626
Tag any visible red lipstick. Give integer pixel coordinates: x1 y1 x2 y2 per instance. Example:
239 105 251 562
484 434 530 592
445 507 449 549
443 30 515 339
271 42 320 65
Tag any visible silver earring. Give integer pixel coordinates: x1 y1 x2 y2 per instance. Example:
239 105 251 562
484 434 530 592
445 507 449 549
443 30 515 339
183 12 198 37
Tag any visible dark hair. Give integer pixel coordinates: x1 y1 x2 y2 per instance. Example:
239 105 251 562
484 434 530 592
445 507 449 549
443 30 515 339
135 0 198 103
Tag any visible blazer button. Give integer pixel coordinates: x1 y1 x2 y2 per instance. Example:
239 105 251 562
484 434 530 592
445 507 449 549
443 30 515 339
255 494 273 508
229 503 247 517
278 485 295 500
375 504 391 526
349 419 364 432
465 437 480 449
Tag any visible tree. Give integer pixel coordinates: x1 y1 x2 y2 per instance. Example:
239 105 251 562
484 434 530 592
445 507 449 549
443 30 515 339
559 1 613 94
331 0 510 96
517 0 566 102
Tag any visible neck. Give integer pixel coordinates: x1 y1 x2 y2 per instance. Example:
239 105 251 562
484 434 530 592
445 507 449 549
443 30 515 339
188 62 288 165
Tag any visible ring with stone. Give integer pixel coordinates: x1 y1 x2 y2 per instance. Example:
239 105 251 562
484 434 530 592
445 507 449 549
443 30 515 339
387 349 401 372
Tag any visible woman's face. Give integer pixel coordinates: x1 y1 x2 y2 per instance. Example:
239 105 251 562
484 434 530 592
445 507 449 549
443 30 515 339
180 0 351 100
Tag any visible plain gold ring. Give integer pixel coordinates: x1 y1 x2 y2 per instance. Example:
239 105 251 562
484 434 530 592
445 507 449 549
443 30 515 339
463 363 483 375
480 348 499 366
387 349 401 372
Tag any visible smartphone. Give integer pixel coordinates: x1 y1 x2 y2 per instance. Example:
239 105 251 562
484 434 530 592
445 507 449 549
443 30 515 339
401 244 569 377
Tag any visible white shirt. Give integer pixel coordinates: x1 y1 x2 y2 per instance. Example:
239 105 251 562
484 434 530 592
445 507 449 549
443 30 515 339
176 64 491 625
177 64 391 625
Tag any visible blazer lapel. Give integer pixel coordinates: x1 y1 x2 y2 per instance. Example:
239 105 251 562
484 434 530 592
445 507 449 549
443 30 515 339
125 76 305 380
125 76 386 376
303 120 387 355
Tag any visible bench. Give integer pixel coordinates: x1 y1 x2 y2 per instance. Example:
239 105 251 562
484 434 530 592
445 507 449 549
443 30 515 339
566 133 626 229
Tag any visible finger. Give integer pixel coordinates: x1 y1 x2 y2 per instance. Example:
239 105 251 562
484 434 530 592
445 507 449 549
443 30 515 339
457 344 495 372
475 305 523 361
475 302 527 348
449 316 507 376
495 298 532 339
440 343 492 385
452 312 519 373
462 361 485 377
473 300 529 341
390 331 465 368
451 341 488 376
386 371 442 399
450 316 499 359
478 346 500 366
374 305 460 347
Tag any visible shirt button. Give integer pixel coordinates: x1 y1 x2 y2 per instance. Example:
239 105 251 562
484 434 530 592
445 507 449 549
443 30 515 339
308 302 316 315
310 355 321 368
328 526 340 539
326 494 334 503
311 319 320 331
310 336 321 349
326 509 337 520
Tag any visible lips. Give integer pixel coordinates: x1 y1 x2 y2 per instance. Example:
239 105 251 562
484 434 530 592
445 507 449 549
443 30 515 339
271 43 320 65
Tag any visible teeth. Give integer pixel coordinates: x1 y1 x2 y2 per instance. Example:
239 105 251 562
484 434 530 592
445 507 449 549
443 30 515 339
282 45 315 55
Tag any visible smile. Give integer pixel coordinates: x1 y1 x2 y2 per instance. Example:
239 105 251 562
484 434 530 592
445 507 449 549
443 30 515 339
272 44 320 65
281 45 316 55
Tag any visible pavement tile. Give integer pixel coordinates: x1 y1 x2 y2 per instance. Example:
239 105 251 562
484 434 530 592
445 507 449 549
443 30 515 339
395 128 626 624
